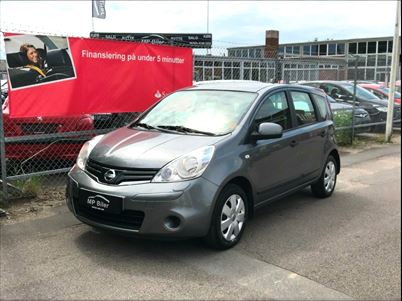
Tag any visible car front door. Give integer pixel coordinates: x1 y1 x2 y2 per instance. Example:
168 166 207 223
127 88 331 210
246 90 301 204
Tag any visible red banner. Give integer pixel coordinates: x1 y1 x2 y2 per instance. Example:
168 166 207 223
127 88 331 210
5 34 193 117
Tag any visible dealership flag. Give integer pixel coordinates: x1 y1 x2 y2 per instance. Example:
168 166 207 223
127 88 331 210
92 0 106 19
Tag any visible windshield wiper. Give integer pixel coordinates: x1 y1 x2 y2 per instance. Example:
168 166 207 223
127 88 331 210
133 122 156 130
156 125 217 136
132 122 178 133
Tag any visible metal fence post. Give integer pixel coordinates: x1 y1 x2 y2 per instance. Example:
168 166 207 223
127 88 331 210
0 107 8 203
351 55 358 145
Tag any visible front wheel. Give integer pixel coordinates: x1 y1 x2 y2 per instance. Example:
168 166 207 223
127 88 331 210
311 155 338 198
204 184 248 250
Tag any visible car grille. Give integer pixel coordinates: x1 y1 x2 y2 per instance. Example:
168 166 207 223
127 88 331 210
86 159 159 185
73 197 144 230
20 123 59 135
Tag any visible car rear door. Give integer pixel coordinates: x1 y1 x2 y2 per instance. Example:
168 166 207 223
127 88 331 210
287 89 328 182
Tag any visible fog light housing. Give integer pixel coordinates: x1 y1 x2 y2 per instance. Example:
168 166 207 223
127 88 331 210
164 216 181 230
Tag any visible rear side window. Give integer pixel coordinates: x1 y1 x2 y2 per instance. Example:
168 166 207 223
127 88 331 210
311 94 331 120
254 92 292 130
290 91 318 126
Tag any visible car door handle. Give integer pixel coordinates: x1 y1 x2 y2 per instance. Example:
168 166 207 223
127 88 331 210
290 140 298 147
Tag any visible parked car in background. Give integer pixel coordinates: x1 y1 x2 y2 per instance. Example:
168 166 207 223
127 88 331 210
326 95 372 132
300 81 401 130
359 83 401 104
2 91 94 168
67 81 340 249
93 112 140 130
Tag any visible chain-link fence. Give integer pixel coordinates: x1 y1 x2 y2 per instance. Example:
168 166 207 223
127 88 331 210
1 46 400 202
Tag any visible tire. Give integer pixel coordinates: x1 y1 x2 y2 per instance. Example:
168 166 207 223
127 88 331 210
204 184 248 250
311 155 337 198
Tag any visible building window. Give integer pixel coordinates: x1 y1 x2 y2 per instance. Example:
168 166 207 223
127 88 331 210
286 46 293 54
278 46 284 54
255 48 262 58
293 46 300 54
388 41 393 53
311 44 318 55
367 55 376 66
242 49 248 57
303 45 310 56
337 43 345 55
224 68 232 80
250 49 255 58
349 43 357 54
378 41 387 53
367 41 377 54
377 55 387 66
243 69 250 80
358 42 367 54
366 69 375 80
328 44 336 55
319 44 327 55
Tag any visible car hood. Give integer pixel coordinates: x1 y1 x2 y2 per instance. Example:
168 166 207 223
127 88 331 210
330 102 367 114
89 127 227 169
360 97 389 107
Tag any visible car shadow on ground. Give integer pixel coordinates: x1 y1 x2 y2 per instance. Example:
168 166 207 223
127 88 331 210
72 186 363 276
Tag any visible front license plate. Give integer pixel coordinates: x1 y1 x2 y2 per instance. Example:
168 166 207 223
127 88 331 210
79 189 123 215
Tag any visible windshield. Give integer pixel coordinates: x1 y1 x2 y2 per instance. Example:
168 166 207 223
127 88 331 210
379 87 401 99
134 90 257 135
340 83 379 100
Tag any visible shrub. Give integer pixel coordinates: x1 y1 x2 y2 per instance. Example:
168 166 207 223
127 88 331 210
333 111 353 145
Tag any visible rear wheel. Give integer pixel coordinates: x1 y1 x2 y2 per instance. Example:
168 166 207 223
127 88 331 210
311 155 337 198
204 184 248 250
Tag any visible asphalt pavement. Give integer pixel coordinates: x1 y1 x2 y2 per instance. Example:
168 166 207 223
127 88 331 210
1 145 400 300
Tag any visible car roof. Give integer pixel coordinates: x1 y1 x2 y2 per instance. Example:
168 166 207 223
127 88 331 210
189 80 274 93
302 80 352 85
188 80 325 95
359 83 382 88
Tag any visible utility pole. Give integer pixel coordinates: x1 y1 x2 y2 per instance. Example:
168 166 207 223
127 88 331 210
385 0 401 142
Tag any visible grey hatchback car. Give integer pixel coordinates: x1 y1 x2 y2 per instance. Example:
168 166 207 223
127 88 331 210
66 81 340 249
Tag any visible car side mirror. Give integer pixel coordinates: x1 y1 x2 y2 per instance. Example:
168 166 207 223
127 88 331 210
251 122 283 141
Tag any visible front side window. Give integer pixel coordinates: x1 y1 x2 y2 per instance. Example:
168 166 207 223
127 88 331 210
136 90 257 135
291 91 318 126
254 92 292 130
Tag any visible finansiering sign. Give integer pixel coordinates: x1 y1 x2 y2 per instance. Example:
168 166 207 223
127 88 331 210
4 33 193 118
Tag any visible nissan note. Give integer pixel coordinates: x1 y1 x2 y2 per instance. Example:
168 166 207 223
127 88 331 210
66 81 340 249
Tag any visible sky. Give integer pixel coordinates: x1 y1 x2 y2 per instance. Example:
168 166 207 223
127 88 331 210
0 0 399 58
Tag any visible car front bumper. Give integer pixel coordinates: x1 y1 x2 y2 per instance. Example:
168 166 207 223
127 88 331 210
66 165 219 238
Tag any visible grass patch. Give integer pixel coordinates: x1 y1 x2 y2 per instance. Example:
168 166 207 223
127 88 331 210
13 176 43 198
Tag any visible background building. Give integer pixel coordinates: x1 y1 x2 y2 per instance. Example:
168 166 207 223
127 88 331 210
227 33 401 82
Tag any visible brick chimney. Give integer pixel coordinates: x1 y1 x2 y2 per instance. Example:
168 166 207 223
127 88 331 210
265 30 279 58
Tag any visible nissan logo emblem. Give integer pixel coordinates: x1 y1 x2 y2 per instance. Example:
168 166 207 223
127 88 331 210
104 169 117 182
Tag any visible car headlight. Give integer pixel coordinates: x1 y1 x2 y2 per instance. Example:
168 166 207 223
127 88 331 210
152 146 215 182
76 135 104 170
374 105 388 112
